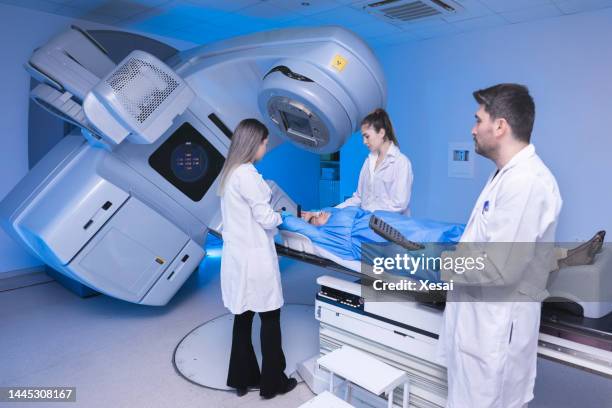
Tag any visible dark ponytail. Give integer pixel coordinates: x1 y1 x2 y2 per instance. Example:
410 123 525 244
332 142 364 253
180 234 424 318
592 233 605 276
361 108 399 147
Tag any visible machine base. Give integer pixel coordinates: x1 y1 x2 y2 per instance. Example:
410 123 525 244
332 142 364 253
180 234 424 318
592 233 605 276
45 266 100 298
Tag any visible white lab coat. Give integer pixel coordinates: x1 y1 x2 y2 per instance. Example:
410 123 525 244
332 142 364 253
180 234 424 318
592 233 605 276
337 143 413 214
438 144 562 408
219 163 283 315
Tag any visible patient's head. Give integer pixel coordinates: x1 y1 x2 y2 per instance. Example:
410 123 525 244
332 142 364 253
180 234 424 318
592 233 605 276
303 211 331 226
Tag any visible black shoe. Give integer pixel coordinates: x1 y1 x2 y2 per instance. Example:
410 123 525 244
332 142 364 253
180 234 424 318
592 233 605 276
261 378 298 400
279 378 298 395
236 387 248 397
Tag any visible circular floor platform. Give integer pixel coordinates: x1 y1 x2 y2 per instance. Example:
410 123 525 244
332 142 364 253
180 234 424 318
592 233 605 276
174 304 318 390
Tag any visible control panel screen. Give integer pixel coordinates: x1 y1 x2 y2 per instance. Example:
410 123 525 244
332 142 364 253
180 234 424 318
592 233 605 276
171 142 207 182
149 122 224 201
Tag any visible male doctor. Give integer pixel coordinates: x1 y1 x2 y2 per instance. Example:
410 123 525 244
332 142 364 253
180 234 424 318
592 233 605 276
438 84 562 407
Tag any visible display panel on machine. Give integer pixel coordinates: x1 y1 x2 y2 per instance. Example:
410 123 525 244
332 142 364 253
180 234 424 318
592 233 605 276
149 122 224 201
280 110 312 138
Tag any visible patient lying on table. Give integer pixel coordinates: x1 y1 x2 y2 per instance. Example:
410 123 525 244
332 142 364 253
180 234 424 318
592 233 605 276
279 206 464 261
279 206 606 271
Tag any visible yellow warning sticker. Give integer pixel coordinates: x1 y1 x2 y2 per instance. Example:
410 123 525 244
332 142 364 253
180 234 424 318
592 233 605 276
331 54 348 72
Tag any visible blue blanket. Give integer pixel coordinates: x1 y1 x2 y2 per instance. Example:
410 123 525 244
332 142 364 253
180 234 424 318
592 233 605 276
280 206 465 261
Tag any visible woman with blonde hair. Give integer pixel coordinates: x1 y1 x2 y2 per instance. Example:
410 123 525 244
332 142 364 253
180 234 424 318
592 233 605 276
218 118 296 399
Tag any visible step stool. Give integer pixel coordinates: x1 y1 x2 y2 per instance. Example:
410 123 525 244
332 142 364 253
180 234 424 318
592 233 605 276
298 391 355 407
317 345 410 408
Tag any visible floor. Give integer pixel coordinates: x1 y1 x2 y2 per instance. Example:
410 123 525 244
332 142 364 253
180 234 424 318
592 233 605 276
0 253 329 408
1 251 611 408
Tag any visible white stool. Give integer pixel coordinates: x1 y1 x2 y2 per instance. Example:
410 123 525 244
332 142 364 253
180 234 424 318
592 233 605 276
317 346 410 408
298 391 355 407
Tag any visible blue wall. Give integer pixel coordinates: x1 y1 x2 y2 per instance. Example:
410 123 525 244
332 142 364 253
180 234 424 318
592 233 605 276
256 142 320 210
341 8 612 241
339 131 369 204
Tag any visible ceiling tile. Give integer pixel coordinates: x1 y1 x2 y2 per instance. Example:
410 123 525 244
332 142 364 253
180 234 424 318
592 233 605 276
152 1 237 23
478 0 553 13
143 0 185 5
451 13 507 32
409 21 461 39
229 2 302 23
118 4 215 34
54 5 123 23
45 0 75 5
60 0 154 18
209 11 279 35
347 20 403 38
13 0 611 49
393 15 452 31
553 0 612 14
501 4 562 23
370 30 420 47
441 0 493 22
309 5 378 26
0 0 63 13
275 16 328 28
90 0 169 6
169 23 232 44
265 0 343 16
182 0 260 12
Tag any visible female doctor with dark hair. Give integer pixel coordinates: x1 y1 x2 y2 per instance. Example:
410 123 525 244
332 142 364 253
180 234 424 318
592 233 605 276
303 108 413 221
217 118 297 399
339 108 413 214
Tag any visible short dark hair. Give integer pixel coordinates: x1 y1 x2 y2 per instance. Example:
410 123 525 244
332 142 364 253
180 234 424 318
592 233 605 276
361 108 399 147
472 83 535 143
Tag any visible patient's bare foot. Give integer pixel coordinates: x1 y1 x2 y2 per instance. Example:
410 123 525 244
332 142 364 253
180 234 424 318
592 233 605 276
569 230 606 256
558 230 606 268
591 230 606 255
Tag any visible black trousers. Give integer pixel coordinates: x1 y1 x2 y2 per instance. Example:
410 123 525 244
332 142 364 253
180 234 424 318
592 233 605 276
226 308 289 397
